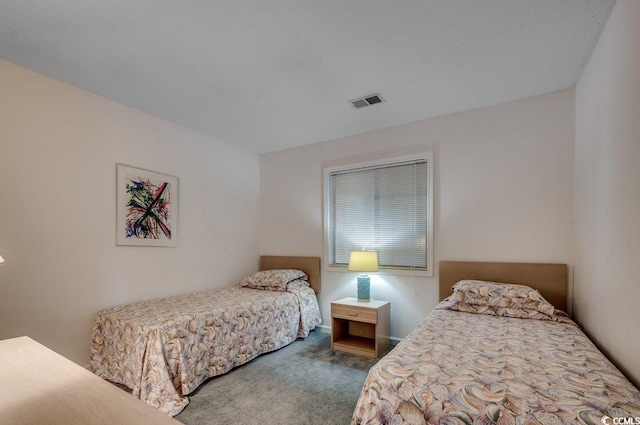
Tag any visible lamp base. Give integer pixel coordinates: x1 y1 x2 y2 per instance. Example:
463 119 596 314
357 275 370 301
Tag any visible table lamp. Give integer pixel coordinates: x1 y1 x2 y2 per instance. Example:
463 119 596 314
348 250 378 301
0 254 4 264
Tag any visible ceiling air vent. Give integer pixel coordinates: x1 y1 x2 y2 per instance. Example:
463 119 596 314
350 93 384 109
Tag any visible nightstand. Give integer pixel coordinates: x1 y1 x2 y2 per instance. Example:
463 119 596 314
331 297 390 358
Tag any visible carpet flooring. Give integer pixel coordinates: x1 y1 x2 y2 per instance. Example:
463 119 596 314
174 330 385 425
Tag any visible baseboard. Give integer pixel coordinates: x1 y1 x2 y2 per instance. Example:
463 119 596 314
317 324 331 334
315 325 402 344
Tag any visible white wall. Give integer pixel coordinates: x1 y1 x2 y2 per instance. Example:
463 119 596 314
0 60 260 365
574 0 640 387
260 89 575 339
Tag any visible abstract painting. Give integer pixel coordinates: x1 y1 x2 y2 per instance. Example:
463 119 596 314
116 164 178 247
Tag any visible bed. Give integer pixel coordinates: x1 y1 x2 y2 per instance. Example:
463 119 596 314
90 255 322 416
352 261 640 425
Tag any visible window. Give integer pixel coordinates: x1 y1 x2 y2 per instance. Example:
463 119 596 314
324 153 434 276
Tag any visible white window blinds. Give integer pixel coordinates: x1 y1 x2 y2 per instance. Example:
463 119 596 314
326 155 432 272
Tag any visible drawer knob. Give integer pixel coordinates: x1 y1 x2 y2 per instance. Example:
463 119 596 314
348 313 358 317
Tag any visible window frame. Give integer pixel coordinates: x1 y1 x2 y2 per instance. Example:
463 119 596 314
323 152 434 277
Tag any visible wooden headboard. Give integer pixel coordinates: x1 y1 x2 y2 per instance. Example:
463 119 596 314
439 261 568 311
260 255 321 293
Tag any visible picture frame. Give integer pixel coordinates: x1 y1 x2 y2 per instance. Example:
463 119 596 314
116 164 179 247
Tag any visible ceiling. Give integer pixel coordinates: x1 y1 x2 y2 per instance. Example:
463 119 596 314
0 1 616 154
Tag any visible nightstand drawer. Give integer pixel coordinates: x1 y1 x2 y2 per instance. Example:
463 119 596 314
331 305 378 323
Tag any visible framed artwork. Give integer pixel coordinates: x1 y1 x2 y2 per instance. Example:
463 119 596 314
116 164 179 247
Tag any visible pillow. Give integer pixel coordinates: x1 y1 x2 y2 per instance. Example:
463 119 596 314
286 279 310 291
240 269 308 292
438 300 557 321
442 279 555 319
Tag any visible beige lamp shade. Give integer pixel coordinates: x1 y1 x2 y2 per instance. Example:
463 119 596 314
348 250 378 272
0 255 4 264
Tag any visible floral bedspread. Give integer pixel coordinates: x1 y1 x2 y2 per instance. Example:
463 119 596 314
352 307 640 425
90 281 320 416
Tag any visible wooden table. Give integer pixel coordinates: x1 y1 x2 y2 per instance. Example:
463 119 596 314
0 336 181 425
331 297 390 358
